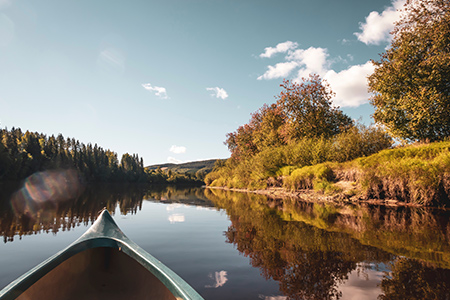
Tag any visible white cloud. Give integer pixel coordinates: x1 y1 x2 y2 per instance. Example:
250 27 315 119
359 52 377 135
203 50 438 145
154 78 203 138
256 41 375 107
288 47 329 80
259 41 298 58
324 61 375 107
354 0 406 45
169 145 186 154
205 271 228 288
142 83 169 99
257 61 299 80
258 43 329 81
287 47 328 71
167 156 182 164
206 87 228 100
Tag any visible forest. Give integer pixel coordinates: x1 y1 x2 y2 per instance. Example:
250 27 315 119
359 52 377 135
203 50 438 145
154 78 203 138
0 127 203 186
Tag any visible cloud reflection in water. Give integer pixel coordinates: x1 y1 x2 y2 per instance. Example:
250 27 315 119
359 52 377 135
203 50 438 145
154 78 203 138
205 270 228 288
168 213 185 224
260 296 287 300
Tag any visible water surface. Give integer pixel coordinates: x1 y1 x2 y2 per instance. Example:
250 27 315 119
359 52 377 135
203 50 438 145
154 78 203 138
1 181 449 299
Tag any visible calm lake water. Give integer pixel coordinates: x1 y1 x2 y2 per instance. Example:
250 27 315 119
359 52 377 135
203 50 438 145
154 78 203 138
1 180 450 299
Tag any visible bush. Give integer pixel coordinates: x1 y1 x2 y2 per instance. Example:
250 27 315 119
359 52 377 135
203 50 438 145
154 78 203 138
284 163 335 192
206 124 392 191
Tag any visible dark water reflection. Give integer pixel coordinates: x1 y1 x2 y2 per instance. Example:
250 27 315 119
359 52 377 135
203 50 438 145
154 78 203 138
1 180 450 299
0 181 209 243
205 188 450 300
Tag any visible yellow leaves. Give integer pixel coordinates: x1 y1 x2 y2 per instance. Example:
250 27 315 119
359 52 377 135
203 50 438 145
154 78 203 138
369 0 450 142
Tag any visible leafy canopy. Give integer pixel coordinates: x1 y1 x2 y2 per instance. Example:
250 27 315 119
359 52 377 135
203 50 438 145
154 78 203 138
276 75 352 141
225 74 353 160
368 0 450 142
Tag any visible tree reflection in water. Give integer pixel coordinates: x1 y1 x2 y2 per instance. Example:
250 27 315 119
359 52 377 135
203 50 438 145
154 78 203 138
380 258 450 300
0 179 208 243
204 188 450 299
2 182 450 299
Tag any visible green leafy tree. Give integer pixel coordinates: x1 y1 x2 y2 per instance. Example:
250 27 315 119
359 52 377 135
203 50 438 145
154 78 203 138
368 0 450 142
276 75 353 142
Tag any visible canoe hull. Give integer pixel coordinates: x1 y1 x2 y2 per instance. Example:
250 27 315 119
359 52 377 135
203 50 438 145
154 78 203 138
18 247 176 300
0 210 204 300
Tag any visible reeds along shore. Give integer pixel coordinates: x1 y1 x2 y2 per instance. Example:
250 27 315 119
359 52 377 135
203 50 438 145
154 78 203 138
207 141 450 207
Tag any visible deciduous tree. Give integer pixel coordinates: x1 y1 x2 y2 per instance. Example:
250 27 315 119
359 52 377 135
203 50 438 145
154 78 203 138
368 0 450 142
276 75 352 141
225 74 353 160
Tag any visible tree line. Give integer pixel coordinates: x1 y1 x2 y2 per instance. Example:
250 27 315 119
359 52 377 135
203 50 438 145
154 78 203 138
0 127 145 182
0 127 203 185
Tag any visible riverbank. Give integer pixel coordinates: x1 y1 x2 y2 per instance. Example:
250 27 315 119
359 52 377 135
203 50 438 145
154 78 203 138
206 183 420 207
206 140 450 207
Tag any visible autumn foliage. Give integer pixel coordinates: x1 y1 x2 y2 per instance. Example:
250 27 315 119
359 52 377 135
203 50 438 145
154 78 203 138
225 103 285 160
207 75 392 190
225 75 353 161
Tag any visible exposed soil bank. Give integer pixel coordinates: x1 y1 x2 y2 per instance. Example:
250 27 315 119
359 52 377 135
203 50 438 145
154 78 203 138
206 183 423 207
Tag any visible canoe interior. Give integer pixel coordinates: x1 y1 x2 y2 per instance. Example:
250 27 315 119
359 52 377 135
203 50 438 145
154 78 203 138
17 247 177 300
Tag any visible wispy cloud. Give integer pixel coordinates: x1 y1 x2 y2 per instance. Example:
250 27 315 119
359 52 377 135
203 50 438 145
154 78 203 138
206 87 228 100
259 41 298 58
167 156 182 164
169 145 186 154
0 13 14 47
97 48 125 74
142 83 169 99
256 41 375 107
354 0 406 45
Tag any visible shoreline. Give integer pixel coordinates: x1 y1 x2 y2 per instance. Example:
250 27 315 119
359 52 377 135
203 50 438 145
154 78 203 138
205 185 423 207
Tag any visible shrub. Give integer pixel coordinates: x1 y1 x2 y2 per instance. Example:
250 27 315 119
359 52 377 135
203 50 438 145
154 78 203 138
332 124 393 162
284 163 335 192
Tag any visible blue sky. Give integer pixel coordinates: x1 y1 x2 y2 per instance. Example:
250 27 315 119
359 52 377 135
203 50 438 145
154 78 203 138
0 0 405 165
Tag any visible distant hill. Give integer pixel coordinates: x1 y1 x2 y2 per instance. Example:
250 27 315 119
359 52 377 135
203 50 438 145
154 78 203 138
146 159 219 176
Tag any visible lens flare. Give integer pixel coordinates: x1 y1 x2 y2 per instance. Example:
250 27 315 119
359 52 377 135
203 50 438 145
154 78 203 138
10 169 84 218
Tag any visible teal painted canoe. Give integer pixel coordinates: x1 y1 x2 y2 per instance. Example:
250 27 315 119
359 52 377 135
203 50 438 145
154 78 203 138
0 209 204 300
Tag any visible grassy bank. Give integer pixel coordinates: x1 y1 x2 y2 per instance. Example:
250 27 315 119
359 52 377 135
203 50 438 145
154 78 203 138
207 141 450 207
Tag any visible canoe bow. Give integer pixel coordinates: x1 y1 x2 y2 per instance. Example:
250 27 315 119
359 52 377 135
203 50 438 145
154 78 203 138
0 209 204 300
